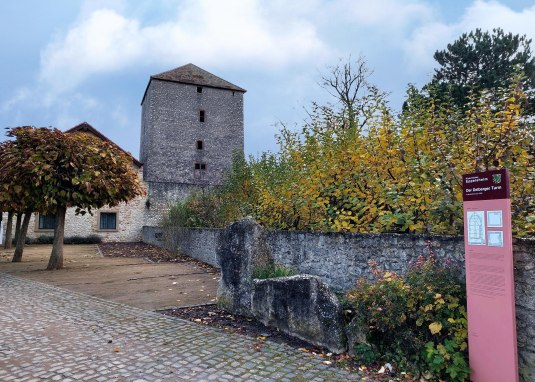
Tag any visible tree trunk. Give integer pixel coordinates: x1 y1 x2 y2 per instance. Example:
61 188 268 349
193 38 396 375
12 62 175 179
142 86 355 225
14 212 22 244
4 212 14 249
12 213 31 262
47 206 66 270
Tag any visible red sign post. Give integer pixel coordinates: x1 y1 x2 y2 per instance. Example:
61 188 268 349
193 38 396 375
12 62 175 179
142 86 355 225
462 169 518 382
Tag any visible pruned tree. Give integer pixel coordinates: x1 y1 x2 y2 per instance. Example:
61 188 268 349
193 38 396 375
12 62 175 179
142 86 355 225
0 137 41 261
1 127 145 270
2 211 13 249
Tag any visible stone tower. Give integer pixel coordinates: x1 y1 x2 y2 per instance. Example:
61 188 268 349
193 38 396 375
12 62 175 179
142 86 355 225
140 63 245 220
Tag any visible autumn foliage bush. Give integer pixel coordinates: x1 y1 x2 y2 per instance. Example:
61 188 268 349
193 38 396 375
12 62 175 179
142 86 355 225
345 256 470 381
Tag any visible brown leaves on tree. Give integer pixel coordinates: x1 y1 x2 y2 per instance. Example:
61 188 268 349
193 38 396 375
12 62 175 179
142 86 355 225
0 126 145 268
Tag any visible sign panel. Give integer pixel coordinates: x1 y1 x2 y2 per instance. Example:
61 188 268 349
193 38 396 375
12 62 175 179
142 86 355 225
462 169 518 382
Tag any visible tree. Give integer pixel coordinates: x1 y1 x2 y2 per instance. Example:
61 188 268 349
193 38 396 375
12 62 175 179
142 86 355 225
239 75 534 236
429 28 535 111
2 211 13 249
0 127 145 270
319 55 388 132
0 137 42 261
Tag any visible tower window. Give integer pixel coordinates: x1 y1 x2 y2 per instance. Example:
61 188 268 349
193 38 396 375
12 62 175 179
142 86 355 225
199 110 205 122
194 162 207 180
196 140 204 150
197 86 203 93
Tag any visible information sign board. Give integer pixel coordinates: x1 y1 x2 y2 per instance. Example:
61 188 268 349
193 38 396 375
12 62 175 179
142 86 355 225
462 169 518 382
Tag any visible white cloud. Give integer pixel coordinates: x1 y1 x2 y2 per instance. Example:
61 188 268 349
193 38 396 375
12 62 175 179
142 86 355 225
331 0 433 29
39 0 326 95
403 0 535 73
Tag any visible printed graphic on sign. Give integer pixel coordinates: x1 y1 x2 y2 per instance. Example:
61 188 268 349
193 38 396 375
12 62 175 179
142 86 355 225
487 211 503 227
467 211 486 245
488 231 504 247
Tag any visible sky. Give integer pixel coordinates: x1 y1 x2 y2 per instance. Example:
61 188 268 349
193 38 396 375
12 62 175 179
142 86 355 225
1 0 534 158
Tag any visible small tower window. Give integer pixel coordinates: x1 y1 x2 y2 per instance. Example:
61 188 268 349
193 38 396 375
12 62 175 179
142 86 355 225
197 86 203 93
194 162 207 180
199 110 205 122
196 140 204 150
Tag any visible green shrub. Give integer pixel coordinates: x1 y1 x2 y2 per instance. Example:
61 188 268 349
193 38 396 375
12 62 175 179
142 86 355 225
162 191 226 228
345 256 470 381
26 235 102 244
64 235 102 244
253 263 297 279
35 235 54 244
161 153 258 229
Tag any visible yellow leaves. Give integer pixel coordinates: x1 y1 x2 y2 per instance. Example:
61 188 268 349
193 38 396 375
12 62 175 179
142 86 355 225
383 272 394 282
243 81 533 237
429 322 443 335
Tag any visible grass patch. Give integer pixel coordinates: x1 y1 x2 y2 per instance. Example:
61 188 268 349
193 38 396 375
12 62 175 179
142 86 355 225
253 263 297 279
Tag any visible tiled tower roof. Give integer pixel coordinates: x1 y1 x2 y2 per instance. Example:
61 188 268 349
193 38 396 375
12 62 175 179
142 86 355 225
151 63 246 92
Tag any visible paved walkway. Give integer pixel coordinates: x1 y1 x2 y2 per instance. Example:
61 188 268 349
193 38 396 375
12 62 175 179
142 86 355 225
0 273 365 381
0 244 218 310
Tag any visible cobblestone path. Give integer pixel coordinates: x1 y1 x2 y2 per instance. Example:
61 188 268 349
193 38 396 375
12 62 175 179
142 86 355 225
0 273 366 381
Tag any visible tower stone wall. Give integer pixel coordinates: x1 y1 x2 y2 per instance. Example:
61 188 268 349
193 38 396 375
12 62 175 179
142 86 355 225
140 64 245 224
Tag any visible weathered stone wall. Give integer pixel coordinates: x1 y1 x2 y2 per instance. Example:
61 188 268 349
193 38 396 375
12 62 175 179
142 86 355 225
142 226 221 267
252 275 347 353
141 79 244 186
143 182 203 226
267 231 468 290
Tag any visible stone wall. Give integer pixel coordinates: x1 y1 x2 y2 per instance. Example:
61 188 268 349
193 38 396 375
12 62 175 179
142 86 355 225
142 226 221 267
143 182 203 226
267 231 467 291
141 79 244 186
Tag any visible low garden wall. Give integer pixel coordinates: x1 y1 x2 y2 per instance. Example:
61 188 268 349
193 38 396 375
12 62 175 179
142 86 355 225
142 226 221 267
143 224 535 380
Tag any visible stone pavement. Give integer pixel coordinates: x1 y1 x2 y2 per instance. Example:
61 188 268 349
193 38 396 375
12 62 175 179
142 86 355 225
0 273 367 381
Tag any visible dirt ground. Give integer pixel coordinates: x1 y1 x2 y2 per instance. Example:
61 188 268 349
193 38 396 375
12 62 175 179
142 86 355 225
0 243 219 310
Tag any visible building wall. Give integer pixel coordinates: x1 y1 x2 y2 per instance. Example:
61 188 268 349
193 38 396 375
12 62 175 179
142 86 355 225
1 168 148 243
141 79 244 186
143 182 211 227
